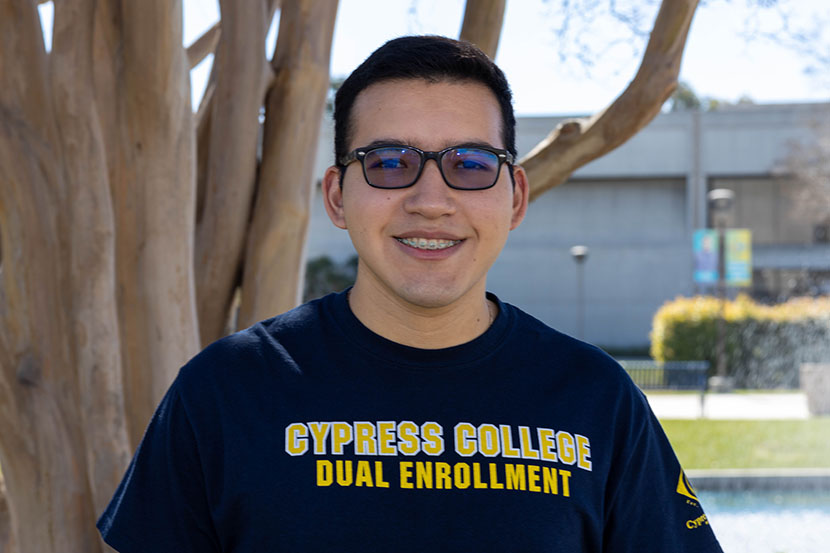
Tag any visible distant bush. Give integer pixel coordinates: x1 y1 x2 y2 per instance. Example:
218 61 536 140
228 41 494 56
650 295 830 388
303 254 358 302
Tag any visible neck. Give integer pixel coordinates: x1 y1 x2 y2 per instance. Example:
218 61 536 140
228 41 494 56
347 280 495 350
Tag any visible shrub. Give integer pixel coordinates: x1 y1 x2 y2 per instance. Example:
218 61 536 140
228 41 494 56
303 254 358 302
650 295 830 388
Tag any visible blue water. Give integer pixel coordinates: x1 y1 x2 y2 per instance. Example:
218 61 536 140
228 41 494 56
699 489 830 553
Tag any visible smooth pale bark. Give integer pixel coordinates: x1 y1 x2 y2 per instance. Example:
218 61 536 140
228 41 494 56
0 2 100 552
1 0 197 549
111 0 199 447
522 0 699 201
195 79 215 227
238 0 338 327
187 22 220 69
459 0 506 58
50 0 131 518
195 0 271 347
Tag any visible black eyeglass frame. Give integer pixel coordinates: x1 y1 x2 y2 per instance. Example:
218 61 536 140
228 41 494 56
337 143 515 190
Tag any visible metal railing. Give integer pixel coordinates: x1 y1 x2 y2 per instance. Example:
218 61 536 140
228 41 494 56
618 360 710 392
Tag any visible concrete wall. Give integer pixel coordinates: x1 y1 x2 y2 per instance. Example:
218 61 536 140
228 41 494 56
489 178 688 348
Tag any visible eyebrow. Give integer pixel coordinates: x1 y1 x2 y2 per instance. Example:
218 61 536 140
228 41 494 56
360 138 502 151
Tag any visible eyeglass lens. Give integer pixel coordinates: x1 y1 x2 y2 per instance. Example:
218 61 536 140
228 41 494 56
363 147 501 189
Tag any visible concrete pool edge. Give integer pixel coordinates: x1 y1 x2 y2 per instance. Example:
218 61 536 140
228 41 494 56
687 468 830 491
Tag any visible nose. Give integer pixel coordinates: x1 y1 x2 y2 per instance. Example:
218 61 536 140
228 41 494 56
402 159 456 218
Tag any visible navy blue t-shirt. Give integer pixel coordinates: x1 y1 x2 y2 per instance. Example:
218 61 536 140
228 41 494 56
98 290 722 552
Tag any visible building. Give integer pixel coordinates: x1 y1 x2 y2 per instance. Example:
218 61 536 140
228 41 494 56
305 102 830 350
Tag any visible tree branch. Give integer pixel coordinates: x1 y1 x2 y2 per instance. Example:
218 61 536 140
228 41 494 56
459 0 506 59
186 22 220 70
522 0 698 202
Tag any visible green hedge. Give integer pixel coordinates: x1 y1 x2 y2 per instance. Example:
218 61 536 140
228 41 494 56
650 295 830 388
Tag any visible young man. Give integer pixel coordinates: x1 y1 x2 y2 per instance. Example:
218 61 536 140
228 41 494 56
98 36 723 552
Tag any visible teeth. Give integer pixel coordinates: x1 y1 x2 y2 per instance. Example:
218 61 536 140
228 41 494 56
397 237 461 250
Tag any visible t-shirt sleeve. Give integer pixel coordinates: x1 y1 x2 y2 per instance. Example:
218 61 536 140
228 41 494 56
97 383 221 553
602 388 723 553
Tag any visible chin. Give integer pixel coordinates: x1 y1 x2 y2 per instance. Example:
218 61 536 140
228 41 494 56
396 281 471 309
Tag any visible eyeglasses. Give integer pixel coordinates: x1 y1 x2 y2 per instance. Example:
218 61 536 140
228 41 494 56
338 144 514 190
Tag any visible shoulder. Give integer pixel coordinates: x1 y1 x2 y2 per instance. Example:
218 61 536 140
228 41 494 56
501 299 643 401
505 301 628 376
173 294 333 393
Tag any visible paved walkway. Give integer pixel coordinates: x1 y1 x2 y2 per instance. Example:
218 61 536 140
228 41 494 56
645 392 811 419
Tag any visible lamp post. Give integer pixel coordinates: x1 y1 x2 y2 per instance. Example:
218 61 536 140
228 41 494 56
570 245 589 340
707 189 735 392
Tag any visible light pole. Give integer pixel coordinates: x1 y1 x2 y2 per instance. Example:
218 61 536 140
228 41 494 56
570 245 589 340
707 189 735 392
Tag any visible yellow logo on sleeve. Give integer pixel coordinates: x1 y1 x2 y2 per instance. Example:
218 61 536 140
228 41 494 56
676 470 698 501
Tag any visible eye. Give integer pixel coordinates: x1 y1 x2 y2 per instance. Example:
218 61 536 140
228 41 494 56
366 149 411 170
449 149 498 172
458 158 489 171
374 157 406 169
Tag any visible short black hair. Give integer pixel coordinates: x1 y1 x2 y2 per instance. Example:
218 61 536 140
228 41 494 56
333 35 516 166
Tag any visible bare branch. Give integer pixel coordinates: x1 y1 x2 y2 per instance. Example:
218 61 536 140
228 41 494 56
523 0 698 201
739 1 830 79
459 0 506 59
186 22 220 70
608 0 657 38
542 0 662 77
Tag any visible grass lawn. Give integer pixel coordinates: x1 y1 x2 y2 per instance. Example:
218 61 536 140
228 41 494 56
661 418 830 470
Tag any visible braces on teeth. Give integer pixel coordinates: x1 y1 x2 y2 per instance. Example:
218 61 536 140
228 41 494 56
397 237 460 250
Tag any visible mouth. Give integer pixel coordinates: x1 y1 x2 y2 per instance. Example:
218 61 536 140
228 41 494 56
395 237 463 251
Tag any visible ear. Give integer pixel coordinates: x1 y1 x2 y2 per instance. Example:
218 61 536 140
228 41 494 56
322 165 348 229
509 165 529 230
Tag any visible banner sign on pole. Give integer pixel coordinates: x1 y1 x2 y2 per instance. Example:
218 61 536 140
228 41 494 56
693 229 719 284
725 229 752 287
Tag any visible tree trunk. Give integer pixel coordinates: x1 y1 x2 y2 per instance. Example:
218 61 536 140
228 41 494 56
109 0 199 448
50 0 132 518
0 3 101 551
238 0 339 327
0 0 196 551
195 0 271 347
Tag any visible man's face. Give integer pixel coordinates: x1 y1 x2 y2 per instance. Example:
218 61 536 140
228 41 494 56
323 79 528 310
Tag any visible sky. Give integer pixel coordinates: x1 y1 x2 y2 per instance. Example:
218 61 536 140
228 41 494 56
38 0 830 116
